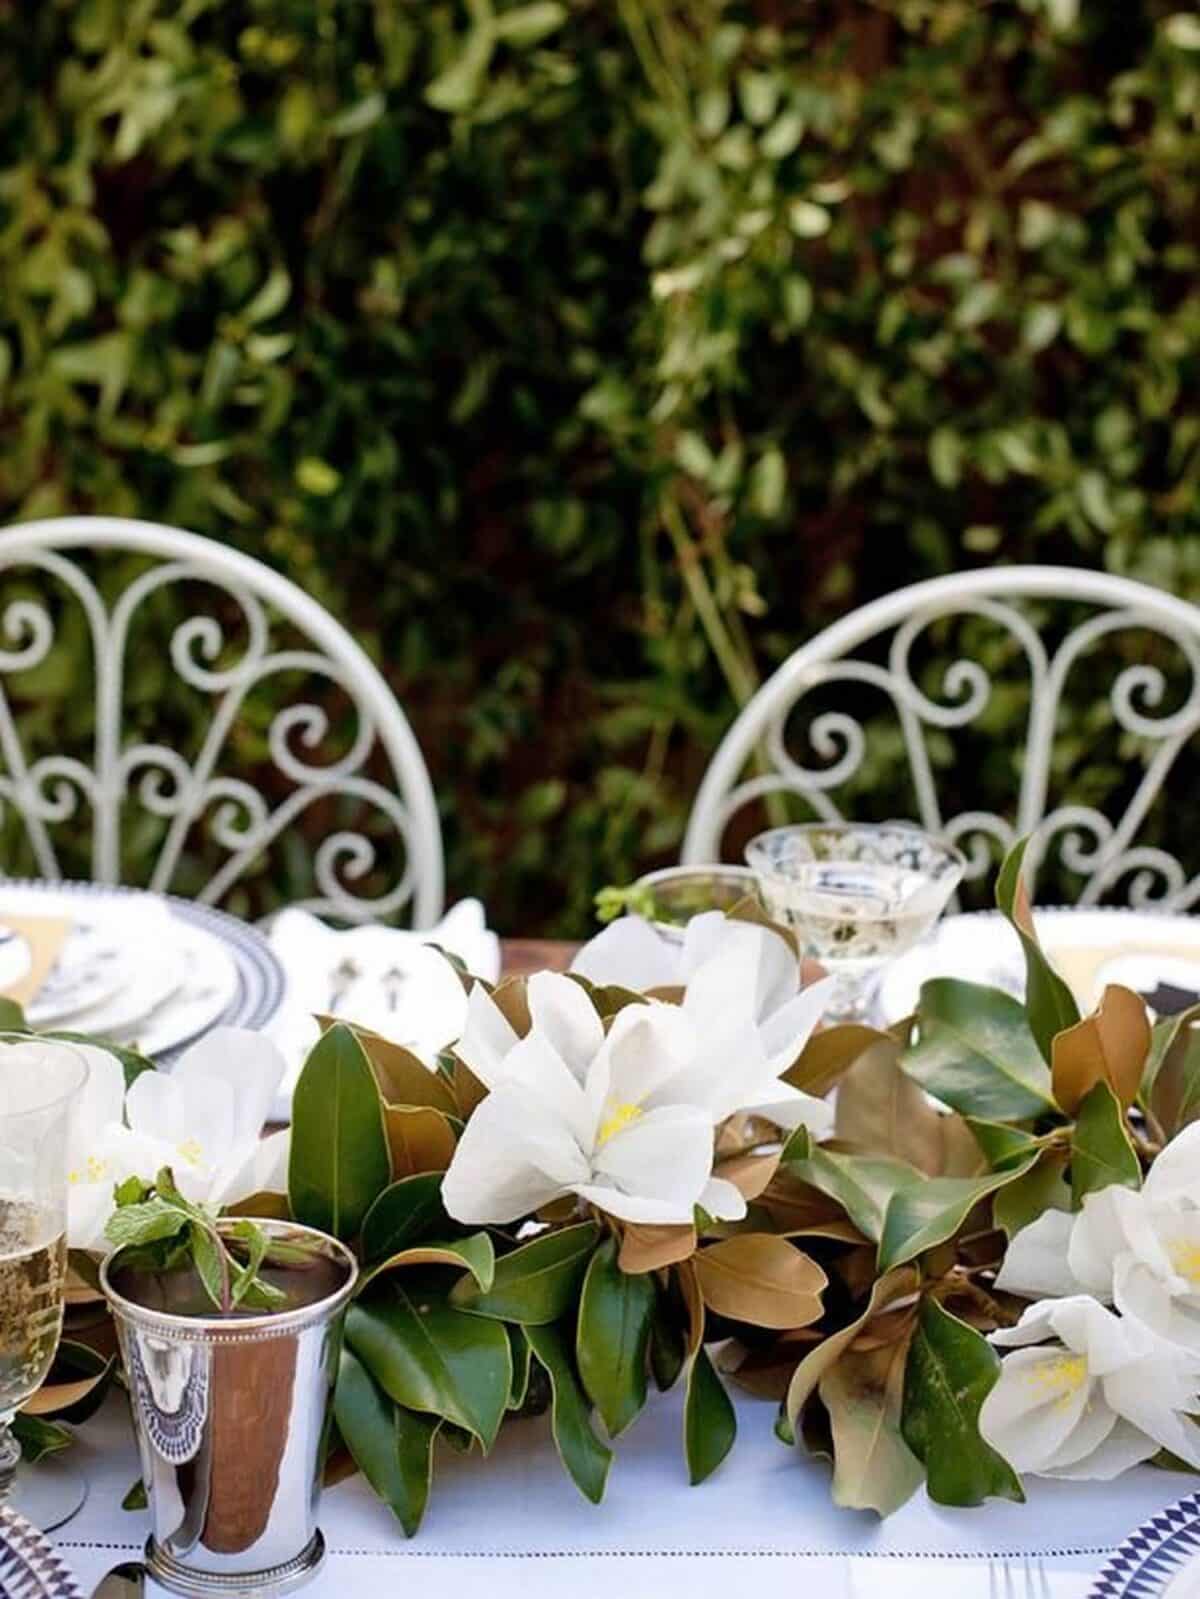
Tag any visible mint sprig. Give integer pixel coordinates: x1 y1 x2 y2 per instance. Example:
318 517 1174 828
104 1167 289 1315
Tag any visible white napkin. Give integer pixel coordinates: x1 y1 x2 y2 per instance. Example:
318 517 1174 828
266 899 501 1119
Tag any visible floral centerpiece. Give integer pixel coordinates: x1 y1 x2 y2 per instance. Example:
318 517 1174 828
20 839 1200 1534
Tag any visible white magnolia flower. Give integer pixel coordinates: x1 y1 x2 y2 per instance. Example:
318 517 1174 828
996 1123 1200 1357
979 1295 1200 1480
571 911 836 1132
67 1029 289 1251
444 972 760 1226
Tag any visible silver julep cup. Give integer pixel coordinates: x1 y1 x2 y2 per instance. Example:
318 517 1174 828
100 1221 357 1598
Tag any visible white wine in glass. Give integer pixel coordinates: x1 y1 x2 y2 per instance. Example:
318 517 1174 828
0 1034 89 1531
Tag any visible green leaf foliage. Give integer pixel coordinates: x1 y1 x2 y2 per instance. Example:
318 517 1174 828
361 1175 454 1266
345 1281 512 1450
901 1298 1024 1509
335 1346 440 1537
781 1127 921 1242
876 1157 1038 1271
576 1236 655 1437
995 840 1081 1062
289 1024 391 1242
902 979 1055 1121
1071 1080 1142 1206
526 1323 613 1504
683 1346 737 1486
450 1223 599 1324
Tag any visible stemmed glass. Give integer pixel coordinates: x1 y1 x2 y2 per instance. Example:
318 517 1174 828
0 1035 89 1531
745 823 965 1021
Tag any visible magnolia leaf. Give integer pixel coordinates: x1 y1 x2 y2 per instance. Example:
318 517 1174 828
361 1174 452 1267
345 1281 511 1450
526 1323 612 1504
451 1055 489 1120
726 894 799 959
334 1347 440 1537
995 838 1080 1061
1147 1004 1200 1139
1071 1080 1141 1205
713 1152 780 1201
784 1023 888 1097
684 1346 736 1485
785 1267 920 1433
359 1233 495 1293
383 1105 459 1178
993 1150 1071 1237
507 1327 531 1410
348 1029 459 1116
488 977 532 1037
820 1336 923 1516
965 1119 1041 1171
693 1234 826 1330
290 1024 391 1240
11 1414 71 1465
450 1223 599 1323
901 1297 1023 1507
877 1156 1037 1271
1051 984 1150 1114
678 1258 705 1359
903 979 1055 1121
22 1342 115 1423
618 1222 697 1273
781 1127 922 1242
650 1272 689 1392
758 1172 868 1241
835 1035 948 1174
576 1237 655 1437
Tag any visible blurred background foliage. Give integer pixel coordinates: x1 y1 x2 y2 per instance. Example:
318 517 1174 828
0 0 1198 931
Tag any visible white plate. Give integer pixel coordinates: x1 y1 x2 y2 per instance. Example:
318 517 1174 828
877 908 1200 1025
134 925 239 1057
25 921 134 1027
1091 1491 1200 1596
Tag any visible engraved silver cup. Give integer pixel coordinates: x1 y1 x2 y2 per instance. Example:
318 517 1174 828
100 1221 357 1598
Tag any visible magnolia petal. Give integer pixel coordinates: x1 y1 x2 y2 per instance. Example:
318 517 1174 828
172 1028 285 1144
1049 1296 1146 1375
1044 1418 1157 1481
651 1015 771 1124
1104 1356 1200 1469
1144 1120 1200 1207
750 1082 836 1139
571 1184 701 1225
1067 1187 1131 1299
977 1346 1093 1473
454 983 520 1088
125 1071 190 1148
994 1210 1081 1300
213 1128 292 1208
570 916 679 991
757 975 837 1071
1041 1381 1120 1471
499 1029 597 1149
65 1045 128 1166
701 1175 749 1222
1113 1255 1200 1357
590 1101 715 1216
526 972 605 1086
596 1002 696 1114
441 1082 588 1225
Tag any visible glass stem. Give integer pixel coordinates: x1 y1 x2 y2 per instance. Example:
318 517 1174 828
0 1419 19 1502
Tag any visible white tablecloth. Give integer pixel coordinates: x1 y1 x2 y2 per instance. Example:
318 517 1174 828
51 1384 1190 1596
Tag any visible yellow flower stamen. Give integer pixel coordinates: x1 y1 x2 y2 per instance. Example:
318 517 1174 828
1024 1352 1087 1407
177 1138 205 1168
598 1102 643 1146
1169 1240 1200 1285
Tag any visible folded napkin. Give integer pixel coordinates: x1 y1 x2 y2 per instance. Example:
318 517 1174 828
267 899 501 1118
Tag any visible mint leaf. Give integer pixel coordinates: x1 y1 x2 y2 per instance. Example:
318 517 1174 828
104 1198 190 1252
190 1222 227 1311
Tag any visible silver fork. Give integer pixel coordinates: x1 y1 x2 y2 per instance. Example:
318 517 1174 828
988 1556 1054 1598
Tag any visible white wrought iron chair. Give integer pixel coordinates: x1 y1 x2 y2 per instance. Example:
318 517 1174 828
0 517 443 925
683 565 1200 909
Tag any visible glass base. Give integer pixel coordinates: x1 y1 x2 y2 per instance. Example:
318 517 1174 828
9 1456 88 1532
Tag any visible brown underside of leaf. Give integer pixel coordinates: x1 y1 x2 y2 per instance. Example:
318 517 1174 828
383 1105 458 1177
693 1234 826 1330
677 1258 705 1359
785 1024 891 1098
1051 983 1150 1113
785 1266 920 1430
489 977 532 1037
21 1369 107 1416
618 1222 697 1273
715 1151 781 1201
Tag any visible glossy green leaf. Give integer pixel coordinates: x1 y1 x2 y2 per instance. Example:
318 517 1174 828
683 1346 736 1485
450 1223 599 1323
901 1298 1023 1507
964 1119 1041 1171
1071 1080 1141 1206
360 1174 453 1266
993 1152 1071 1237
995 839 1080 1062
507 1326 531 1410
649 1270 689 1393
820 1340 923 1516
334 1346 440 1537
345 1281 511 1449
903 978 1055 1120
526 1323 613 1504
11 1414 71 1464
877 1156 1037 1271
781 1127 921 1242
290 1024 391 1241
576 1236 654 1437
360 1232 495 1292
1146 1004 1200 1139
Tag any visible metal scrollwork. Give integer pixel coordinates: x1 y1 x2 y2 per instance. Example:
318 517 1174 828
684 571 1200 908
0 519 444 925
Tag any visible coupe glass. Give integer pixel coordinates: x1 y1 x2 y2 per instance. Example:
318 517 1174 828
0 1036 89 1531
745 823 965 1021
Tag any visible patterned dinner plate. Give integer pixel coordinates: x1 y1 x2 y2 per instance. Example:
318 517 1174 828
0 1503 83 1597
1090 1492 1200 1597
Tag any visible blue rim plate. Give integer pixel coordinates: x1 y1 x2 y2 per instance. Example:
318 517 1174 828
1091 1492 1200 1597
0 1504 83 1597
0 878 285 1058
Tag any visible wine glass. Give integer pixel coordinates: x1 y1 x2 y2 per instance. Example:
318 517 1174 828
0 1035 89 1531
745 823 965 1021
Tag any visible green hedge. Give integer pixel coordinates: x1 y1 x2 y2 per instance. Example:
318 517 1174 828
1 2 1198 931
